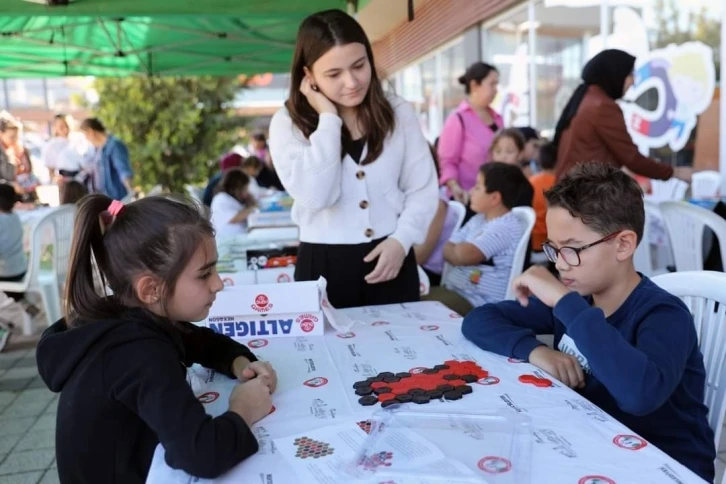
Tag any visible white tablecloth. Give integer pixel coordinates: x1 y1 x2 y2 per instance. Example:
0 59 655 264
146 301 706 484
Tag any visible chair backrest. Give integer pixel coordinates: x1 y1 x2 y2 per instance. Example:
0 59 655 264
505 207 536 300
691 170 722 199
417 265 430 296
447 200 467 234
633 201 654 277
649 178 689 202
47 205 76 290
651 271 726 450
659 201 726 272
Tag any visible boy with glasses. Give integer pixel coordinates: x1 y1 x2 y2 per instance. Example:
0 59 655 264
461 162 715 482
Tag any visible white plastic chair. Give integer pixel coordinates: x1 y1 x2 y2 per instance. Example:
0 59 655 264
505 207 536 300
649 178 688 202
691 170 722 199
659 201 726 272
651 271 726 455
417 265 430 296
447 200 466 234
0 206 75 334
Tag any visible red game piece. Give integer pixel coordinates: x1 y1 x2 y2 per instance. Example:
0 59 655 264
518 374 553 387
378 393 397 402
370 381 388 390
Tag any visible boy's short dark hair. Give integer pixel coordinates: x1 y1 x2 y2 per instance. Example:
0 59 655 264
479 162 532 210
242 156 263 170
545 162 644 243
538 142 558 170
0 182 18 211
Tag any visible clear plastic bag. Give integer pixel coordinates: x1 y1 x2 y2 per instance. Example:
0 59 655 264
345 406 532 484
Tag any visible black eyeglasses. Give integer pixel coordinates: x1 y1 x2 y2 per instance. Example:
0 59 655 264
541 232 621 267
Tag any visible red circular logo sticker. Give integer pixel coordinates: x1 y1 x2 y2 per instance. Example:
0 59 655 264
300 318 315 333
613 435 647 451
277 273 291 283
337 332 356 339
304 377 329 388
371 321 390 326
222 277 234 287
579 477 616 484
409 367 427 374
449 312 460 318
477 456 512 474
507 357 524 363
255 294 269 307
420 325 439 331
476 376 501 386
248 339 268 348
197 392 219 404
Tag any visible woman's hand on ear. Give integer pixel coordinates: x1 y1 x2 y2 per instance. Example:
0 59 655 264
300 75 338 115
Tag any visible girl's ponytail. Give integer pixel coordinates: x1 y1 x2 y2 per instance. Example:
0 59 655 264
63 194 118 326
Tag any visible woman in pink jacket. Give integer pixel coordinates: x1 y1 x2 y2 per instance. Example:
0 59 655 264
437 62 503 206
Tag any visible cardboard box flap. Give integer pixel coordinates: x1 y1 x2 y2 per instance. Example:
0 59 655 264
208 280 320 316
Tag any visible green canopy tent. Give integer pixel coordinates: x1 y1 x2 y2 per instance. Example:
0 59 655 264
0 0 370 77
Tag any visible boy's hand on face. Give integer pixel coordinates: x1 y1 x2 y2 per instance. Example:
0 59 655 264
512 266 571 308
528 346 585 389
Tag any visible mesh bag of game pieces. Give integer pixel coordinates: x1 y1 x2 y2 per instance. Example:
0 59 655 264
345 407 533 483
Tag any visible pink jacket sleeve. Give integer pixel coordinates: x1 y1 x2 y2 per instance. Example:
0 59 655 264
437 113 464 186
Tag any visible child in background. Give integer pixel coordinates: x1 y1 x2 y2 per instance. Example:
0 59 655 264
60 180 88 205
210 168 256 237
415 146 461 286
490 128 526 170
462 163 715 482
529 142 557 254
0 183 27 301
517 126 541 175
36 194 277 483
424 163 529 315
241 156 265 199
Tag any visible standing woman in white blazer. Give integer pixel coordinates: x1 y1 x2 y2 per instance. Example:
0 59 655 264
269 9 438 309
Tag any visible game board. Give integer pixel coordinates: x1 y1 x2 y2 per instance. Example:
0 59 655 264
352 360 489 408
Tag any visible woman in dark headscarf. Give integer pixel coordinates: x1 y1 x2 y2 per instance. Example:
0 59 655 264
553 49 690 182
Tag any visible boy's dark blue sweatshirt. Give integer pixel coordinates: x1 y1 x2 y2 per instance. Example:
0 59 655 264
462 276 715 482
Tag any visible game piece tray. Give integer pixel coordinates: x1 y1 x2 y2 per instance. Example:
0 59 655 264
345 407 532 483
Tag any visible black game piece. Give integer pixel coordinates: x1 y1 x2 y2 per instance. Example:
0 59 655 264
461 374 478 383
443 374 462 381
409 388 425 395
355 386 373 396
395 372 411 378
434 364 450 371
426 389 443 399
412 394 431 404
373 386 393 395
381 400 399 409
378 372 395 378
367 376 384 383
396 394 413 403
456 385 473 395
358 395 378 406
383 376 400 383
422 369 438 375
353 381 370 389
437 384 455 392
444 390 462 401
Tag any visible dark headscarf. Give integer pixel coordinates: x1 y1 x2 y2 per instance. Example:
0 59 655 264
553 49 636 148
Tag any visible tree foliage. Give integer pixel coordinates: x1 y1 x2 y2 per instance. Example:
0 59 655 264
92 76 244 194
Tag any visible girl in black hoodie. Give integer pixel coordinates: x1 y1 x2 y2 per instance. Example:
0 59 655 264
36 194 277 483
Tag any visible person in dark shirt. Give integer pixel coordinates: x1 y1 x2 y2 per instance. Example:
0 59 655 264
36 194 277 483
202 152 243 206
462 162 715 482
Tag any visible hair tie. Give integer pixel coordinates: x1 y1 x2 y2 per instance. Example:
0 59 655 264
100 200 124 235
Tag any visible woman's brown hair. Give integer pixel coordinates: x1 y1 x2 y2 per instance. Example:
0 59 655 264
60 180 87 205
64 194 214 326
285 9 395 166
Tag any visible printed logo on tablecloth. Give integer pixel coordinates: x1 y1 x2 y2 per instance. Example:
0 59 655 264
613 435 648 451
409 367 427 374
336 332 356 339
579 476 616 484
303 377 329 388
197 392 219 404
222 277 234 287
296 313 318 333
356 420 372 434
477 456 512 474
371 321 390 326
248 339 268 348
251 294 273 313
507 357 524 363
476 376 501 386
420 325 439 331
277 273 292 283
449 312 461 318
